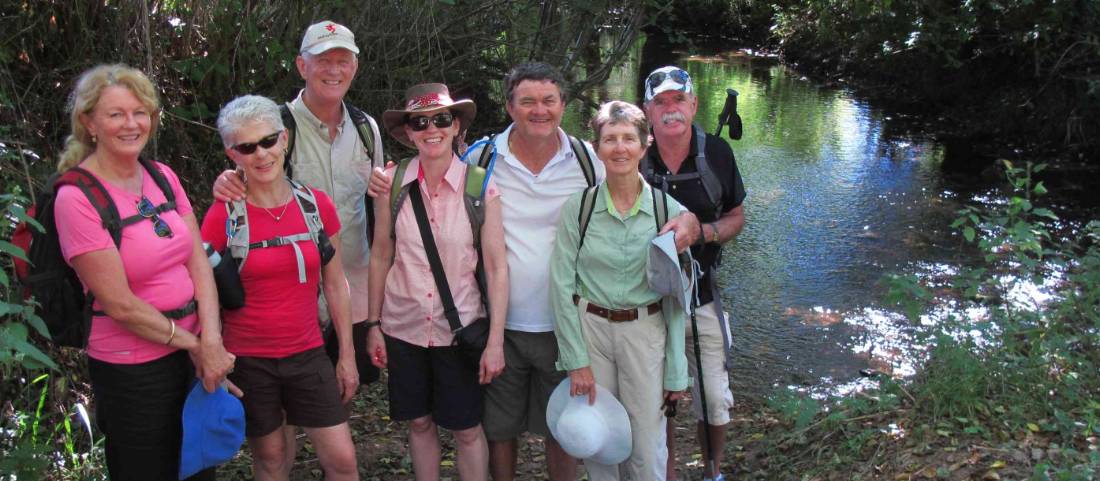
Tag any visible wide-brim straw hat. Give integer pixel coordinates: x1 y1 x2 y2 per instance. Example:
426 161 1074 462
382 83 476 148
545 378 632 466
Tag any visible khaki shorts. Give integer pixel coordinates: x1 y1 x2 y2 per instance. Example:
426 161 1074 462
483 330 566 440
684 302 735 425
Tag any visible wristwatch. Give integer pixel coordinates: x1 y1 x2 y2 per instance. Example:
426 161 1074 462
364 319 381 330
707 223 720 243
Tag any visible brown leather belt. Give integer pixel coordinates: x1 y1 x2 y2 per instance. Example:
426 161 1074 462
573 295 661 323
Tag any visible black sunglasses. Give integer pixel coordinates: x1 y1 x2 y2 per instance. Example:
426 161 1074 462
137 196 173 238
406 112 455 131
646 68 691 90
230 131 282 155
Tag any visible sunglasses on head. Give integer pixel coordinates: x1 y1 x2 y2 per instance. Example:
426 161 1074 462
137 196 173 238
647 68 691 90
230 131 282 155
406 112 455 131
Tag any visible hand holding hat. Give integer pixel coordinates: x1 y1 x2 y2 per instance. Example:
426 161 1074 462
545 378 632 466
179 381 245 479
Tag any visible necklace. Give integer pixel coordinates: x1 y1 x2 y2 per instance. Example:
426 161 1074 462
261 190 294 222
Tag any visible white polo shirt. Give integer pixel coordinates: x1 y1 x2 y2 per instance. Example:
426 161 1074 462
287 90 383 322
467 124 605 332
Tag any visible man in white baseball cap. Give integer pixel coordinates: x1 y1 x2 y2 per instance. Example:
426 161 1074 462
213 20 385 476
642 64 747 481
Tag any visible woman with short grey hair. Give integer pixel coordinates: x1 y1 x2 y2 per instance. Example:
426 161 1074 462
200 94 360 481
550 100 690 480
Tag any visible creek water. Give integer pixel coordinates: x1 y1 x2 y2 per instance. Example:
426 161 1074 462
560 38 1046 399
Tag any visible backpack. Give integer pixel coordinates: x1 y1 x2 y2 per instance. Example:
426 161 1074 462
12 158 177 347
280 102 381 245
639 124 724 220
575 183 671 252
474 133 597 188
224 178 335 284
388 159 491 305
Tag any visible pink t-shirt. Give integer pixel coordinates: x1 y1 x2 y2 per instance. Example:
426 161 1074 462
201 188 340 358
55 161 197 364
381 157 500 348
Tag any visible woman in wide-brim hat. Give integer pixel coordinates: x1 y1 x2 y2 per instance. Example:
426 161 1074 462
367 83 509 481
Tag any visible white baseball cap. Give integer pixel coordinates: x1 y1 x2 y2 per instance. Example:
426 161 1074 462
545 378 632 466
300 21 360 55
644 66 693 102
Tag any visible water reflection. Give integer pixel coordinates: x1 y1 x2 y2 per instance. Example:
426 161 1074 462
566 39 989 398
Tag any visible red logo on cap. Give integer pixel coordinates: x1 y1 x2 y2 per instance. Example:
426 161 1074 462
325 24 336 33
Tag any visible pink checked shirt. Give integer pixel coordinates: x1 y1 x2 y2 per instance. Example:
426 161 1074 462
381 156 500 348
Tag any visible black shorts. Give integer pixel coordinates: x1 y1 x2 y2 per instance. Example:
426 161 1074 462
384 334 483 431
228 347 349 437
325 321 381 385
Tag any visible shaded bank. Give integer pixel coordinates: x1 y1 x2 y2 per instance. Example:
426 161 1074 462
647 0 1100 169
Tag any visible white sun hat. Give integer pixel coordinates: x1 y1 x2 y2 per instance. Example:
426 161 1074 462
545 378 632 465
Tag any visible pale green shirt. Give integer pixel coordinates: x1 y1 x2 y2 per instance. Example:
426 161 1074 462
549 175 691 391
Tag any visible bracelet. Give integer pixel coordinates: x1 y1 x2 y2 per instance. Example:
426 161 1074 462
696 220 706 246
164 319 177 345
364 319 382 330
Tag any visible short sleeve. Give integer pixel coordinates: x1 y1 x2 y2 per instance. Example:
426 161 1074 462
200 202 230 252
312 189 342 237
55 185 115 263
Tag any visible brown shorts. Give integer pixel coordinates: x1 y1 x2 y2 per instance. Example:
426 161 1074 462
228 347 348 437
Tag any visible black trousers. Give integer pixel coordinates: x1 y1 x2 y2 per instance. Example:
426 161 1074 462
88 350 215 481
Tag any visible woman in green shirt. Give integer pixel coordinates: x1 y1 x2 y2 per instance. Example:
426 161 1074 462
549 100 690 480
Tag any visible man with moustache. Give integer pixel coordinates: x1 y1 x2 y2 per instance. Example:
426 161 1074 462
369 62 700 481
642 66 746 481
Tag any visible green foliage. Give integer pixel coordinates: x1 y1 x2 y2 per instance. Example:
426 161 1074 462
724 0 1100 153
0 187 56 372
0 374 103 480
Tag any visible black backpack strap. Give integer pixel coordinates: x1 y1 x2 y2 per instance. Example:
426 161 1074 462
652 184 669 232
568 135 596 187
577 184 600 252
408 181 464 333
138 158 176 207
388 159 413 240
690 124 724 218
280 103 298 178
346 103 378 164
477 135 497 169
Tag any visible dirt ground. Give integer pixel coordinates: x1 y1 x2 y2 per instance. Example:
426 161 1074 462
222 376 735 480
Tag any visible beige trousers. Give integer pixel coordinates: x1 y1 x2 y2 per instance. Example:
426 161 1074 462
684 302 735 425
578 298 668 481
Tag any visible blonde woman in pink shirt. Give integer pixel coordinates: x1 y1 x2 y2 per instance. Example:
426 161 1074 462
366 83 509 481
53 64 235 481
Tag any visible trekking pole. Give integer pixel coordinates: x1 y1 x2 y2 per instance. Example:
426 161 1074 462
714 88 743 141
686 256 717 477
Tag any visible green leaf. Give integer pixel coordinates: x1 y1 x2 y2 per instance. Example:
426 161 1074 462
1032 181 1047 195
1031 208 1057 220
0 240 30 262
23 310 50 340
963 226 976 242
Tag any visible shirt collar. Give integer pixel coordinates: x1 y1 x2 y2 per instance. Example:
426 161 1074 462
401 155 465 193
290 89 348 133
598 174 652 218
497 123 573 169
